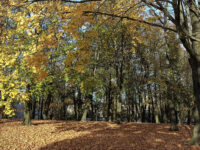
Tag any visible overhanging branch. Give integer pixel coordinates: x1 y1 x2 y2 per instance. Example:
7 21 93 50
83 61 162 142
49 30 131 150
29 0 101 3
83 11 177 33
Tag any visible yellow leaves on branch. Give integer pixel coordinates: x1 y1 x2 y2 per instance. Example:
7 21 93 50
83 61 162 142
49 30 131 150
0 73 29 116
66 50 90 73
24 51 49 81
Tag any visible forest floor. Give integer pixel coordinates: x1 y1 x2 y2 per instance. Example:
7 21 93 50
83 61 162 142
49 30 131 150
0 119 199 150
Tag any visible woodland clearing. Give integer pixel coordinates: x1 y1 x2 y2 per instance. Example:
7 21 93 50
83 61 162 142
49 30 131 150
0 119 199 150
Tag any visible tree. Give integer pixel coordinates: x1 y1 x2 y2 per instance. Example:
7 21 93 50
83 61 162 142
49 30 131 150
65 0 200 144
136 0 200 145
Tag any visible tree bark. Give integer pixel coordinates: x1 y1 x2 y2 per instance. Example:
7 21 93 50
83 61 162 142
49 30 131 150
42 93 52 120
169 101 178 131
187 109 191 125
23 84 32 125
31 98 36 119
189 56 200 144
81 96 90 122
107 73 112 122
23 101 31 125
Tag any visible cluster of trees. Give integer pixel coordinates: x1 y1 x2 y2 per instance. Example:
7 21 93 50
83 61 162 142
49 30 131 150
0 0 200 145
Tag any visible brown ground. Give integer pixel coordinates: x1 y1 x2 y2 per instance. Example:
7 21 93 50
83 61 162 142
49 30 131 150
0 119 199 150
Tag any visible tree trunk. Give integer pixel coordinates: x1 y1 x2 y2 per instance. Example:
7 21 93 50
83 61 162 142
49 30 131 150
169 101 178 131
107 74 112 122
90 94 95 121
73 87 78 120
81 109 88 122
23 101 31 125
113 94 117 123
131 95 135 122
81 97 90 122
23 84 32 125
187 109 191 125
40 98 43 119
116 93 122 124
154 106 160 124
31 98 36 119
43 93 52 120
189 55 200 144
77 87 82 121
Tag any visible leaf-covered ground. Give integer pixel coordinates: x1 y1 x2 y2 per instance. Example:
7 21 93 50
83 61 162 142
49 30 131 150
0 119 199 150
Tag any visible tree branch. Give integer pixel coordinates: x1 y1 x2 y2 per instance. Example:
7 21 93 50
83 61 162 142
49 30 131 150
83 11 177 33
29 0 101 3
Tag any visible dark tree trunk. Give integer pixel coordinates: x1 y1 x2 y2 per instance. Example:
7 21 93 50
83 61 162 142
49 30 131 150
40 98 43 119
148 106 151 122
77 87 82 121
131 95 135 122
169 101 178 131
31 98 36 119
112 94 117 123
142 105 146 122
107 74 112 122
189 56 200 145
73 87 78 120
89 94 95 121
42 93 52 120
187 109 191 125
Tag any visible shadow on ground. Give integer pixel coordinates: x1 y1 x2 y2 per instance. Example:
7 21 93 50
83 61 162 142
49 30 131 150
39 122 196 150
0 119 21 124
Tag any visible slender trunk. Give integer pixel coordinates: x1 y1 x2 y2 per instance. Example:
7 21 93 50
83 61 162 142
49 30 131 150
42 94 52 120
151 98 155 123
154 82 160 124
40 98 43 119
155 106 160 124
127 104 130 122
73 87 78 120
169 101 178 131
77 87 82 121
107 72 112 122
116 93 122 124
81 96 90 122
131 95 135 122
142 105 146 122
23 84 32 125
23 101 31 125
147 84 154 123
31 98 36 119
187 109 191 125
138 91 142 123
148 106 151 122
135 104 138 122
112 94 117 122
90 94 94 121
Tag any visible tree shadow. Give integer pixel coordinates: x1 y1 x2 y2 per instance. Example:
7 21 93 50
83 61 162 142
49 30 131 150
0 119 22 124
32 120 64 126
39 122 194 150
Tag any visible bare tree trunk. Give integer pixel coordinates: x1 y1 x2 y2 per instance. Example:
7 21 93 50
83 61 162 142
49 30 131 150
81 96 90 122
187 109 191 125
189 56 200 145
23 84 32 125
107 76 112 122
23 101 31 125
169 101 178 131
31 98 36 119
42 93 52 120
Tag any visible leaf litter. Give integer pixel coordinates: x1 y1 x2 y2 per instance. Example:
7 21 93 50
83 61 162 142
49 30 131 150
0 119 199 150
